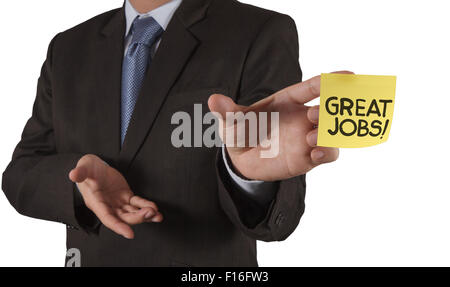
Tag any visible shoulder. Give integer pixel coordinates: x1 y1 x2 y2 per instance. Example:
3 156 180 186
52 8 121 45
208 0 297 34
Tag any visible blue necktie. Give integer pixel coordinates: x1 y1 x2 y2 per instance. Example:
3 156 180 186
121 17 163 145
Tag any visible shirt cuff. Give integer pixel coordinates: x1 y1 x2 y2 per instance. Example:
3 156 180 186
221 145 278 206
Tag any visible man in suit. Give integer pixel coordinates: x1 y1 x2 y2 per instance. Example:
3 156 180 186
2 0 341 266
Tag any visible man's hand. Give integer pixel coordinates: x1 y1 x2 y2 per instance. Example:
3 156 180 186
208 71 353 182
69 155 163 239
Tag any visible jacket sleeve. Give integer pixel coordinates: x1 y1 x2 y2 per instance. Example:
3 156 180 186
1 35 92 231
216 13 306 242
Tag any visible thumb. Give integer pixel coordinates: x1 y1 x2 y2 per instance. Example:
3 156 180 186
208 94 251 148
69 166 89 183
207 94 243 120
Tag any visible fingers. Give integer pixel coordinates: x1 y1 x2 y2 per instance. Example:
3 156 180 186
281 75 321 105
91 200 163 240
150 212 164 223
118 207 156 225
304 72 349 165
307 105 320 125
306 128 339 165
331 70 355 75
128 196 163 223
306 129 318 147
130 196 158 211
92 201 134 239
103 213 135 240
280 71 354 105
122 204 139 213
311 147 339 165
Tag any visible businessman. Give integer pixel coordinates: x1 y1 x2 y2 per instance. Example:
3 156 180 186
2 0 341 266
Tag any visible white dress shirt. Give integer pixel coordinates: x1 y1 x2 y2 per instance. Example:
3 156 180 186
124 0 277 203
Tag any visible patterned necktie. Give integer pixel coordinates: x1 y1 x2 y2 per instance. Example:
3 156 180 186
121 16 163 145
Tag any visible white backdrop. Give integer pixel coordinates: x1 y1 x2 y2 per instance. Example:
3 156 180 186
0 0 449 267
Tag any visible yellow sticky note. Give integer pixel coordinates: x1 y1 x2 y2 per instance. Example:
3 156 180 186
317 73 397 148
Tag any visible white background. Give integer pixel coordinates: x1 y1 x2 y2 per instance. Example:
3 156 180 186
0 0 449 267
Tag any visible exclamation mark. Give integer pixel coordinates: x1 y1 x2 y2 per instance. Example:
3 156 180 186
380 119 390 139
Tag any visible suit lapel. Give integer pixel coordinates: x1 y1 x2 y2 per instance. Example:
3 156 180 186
118 0 212 172
95 7 126 162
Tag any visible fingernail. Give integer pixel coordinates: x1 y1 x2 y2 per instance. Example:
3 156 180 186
310 108 319 121
307 133 318 146
144 211 154 219
314 151 325 160
152 215 162 222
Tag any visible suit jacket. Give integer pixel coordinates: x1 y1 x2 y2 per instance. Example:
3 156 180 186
2 0 306 267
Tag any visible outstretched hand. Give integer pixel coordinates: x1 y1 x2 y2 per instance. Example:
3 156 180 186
69 154 163 239
208 71 353 181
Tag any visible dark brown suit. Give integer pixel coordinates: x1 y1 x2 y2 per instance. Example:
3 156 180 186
2 0 305 266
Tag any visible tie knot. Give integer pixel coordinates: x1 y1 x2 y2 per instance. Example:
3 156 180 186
131 16 164 47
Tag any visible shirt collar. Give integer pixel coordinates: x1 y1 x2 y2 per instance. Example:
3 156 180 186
125 0 182 36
